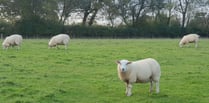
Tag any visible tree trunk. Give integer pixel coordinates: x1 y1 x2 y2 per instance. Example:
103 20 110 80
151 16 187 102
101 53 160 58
167 9 172 26
181 12 186 33
59 0 66 25
134 0 145 26
82 10 90 26
88 9 98 26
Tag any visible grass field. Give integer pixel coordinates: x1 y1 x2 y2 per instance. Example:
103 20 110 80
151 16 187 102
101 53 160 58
0 39 209 103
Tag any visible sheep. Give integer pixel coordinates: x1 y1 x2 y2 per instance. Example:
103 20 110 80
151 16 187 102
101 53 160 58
179 34 200 48
2 34 23 49
116 58 161 96
48 34 70 49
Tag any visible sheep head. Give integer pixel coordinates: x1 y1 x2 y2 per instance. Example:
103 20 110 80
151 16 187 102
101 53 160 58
2 43 9 49
116 60 132 72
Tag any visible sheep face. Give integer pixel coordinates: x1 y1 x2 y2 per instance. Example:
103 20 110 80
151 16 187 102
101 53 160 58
48 44 56 47
117 60 132 72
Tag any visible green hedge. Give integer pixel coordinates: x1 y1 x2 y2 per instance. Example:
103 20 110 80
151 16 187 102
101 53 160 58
0 20 207 38
64 25 182 38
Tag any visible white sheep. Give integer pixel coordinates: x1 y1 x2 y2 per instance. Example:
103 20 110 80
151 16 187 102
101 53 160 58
48 34 70 49
179 34 200 48
116 58 161 96
2 34 23 49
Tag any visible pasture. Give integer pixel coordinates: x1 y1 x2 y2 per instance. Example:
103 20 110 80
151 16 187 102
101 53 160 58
0 39 209 103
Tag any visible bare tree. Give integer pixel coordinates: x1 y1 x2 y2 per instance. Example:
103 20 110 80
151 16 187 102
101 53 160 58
117 0 150 26
104 0 119 27
149 0 165 23
165 0 176 26
80 0 104 26
58 0 80 25
117 0 165 27
175 0 195 33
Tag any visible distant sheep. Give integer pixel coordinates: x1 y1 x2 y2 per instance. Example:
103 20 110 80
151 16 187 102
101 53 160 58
179 34 200 48
116 58 161 96
48 34 70 49
2 34 23 49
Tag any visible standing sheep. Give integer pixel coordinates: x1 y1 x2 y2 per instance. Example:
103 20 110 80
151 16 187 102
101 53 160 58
2 34 23 49
179 34 200 48
48 34 70 49
116 58 161 96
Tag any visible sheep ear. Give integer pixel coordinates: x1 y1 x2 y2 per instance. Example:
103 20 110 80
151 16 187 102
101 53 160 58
127 61 132 65
116 61 120 64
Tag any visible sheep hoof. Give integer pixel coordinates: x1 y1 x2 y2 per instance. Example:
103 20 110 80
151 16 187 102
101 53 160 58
126 93 132 96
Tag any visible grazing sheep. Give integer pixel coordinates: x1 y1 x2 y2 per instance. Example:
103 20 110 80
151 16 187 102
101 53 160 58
48 34 70 49
2 34 23 49
116 58 161 96
179 34 200 48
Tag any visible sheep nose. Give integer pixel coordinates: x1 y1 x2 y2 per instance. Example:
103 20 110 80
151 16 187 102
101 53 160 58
122 68 125 71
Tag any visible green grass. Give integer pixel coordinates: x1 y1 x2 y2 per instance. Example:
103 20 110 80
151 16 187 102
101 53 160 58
0 39 209 103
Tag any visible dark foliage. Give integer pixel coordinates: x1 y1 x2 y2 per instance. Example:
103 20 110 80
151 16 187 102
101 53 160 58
0 21 207 38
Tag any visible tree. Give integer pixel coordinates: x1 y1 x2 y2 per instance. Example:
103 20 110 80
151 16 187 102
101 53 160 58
58 0 80 25
0 0 59 22
0 0 61 35
115 0 130 25
117 0 160 27
0 0 21 23
175 0 195 33
149 0 165 23
80 0 104 26
104 0 120 27
164 0 176 26
129 0 148 26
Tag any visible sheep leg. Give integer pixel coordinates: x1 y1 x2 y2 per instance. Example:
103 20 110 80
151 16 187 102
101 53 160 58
155 81 160 93
195 42 198 48
126 83 132 96
125 83 128 95
3 46 8 50
65 45 67 49
17 45 20 50
149 81 153 93
56 45 60 49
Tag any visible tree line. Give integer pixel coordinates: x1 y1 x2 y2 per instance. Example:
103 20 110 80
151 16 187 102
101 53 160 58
0 0 209 38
